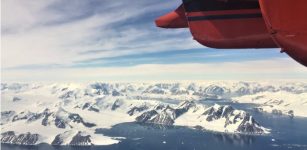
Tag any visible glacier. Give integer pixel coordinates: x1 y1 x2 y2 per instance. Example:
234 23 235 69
1 81 306 146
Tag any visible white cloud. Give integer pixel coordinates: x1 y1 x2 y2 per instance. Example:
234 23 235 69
2 58 307 82
2 0 198 68
2 1 305 82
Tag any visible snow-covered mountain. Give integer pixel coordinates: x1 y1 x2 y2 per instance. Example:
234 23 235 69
135 101 269 134
233 91 307 117
1 81 306 146
1 81 306 101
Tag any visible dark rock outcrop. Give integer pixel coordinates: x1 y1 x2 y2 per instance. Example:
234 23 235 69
111 99 121 110
202 104 267 134
1 131 39 145
236 114 264 133
135 110 158 123
88 106 100 112
27 113 44 122
55 117 67 129
127 105 149 116
68 113 96 128
90 83 110 95
12 97 22 102
59 91 76 99
203 105 234 122
69 132 92 146
52 131 92 146
149 107 175 125
82 103 91 110
41 109 52 126
175 101 196 117
51 134 64 145
12 111 30 122
135 101 196 126
1 111 15 124
112 90 121 96
288 110 294 118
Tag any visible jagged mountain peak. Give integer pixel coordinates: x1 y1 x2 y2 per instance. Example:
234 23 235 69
3 81 305 146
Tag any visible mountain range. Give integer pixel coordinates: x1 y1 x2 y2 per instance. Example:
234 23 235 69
1 81 306 146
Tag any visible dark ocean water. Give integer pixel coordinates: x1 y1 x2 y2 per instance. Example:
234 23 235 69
2 101 307 150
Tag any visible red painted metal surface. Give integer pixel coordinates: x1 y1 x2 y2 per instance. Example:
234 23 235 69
155 5 188 28
155 0 307 67
259 0 307 67
186 9 277 48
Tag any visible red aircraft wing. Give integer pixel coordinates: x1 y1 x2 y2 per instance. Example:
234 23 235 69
259 0 307 67
155 0 307 67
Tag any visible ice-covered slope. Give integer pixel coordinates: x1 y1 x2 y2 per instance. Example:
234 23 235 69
2 81 306 102
233 91 307 117
1 81 306 146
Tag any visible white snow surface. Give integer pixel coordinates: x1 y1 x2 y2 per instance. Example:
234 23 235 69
1 81 306 145
233 91 307 117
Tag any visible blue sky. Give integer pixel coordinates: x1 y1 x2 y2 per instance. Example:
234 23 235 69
2 0 307 82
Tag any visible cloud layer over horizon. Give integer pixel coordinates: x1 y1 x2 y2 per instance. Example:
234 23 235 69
2 0 307 82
